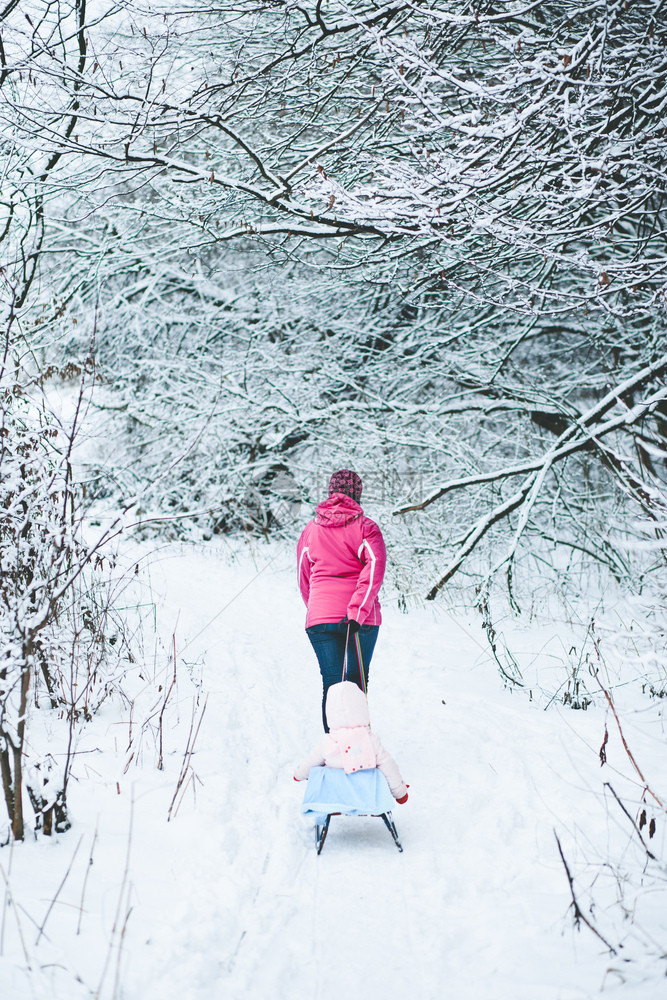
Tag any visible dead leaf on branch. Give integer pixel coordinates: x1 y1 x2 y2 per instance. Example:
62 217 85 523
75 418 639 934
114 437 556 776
599 725 608 766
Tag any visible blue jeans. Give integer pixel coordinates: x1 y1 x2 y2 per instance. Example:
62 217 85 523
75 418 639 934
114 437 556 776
306 622 379 732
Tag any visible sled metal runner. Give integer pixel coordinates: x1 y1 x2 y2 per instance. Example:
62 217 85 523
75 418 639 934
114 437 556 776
315 811 403 854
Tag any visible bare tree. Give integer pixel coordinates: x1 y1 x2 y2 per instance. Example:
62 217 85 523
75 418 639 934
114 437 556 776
1 0 665 606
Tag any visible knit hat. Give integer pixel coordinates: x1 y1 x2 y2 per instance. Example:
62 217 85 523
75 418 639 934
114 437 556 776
328 469 362 503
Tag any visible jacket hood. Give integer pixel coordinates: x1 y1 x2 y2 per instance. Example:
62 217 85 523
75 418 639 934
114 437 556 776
315 493 364 527
325 681 371 730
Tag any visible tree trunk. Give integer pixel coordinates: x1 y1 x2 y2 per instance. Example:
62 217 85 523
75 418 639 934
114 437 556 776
11 658 31 841
0 746 14 822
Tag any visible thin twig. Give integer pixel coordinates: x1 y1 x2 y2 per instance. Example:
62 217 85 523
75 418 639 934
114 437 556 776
168 694 208 822
111 903 134 1000
158 620 179 771
35 834 83 944
171 770 196 820
96 792 134 999
554 831 616 954
0 860 31 966
77 823 98 935
593 666 665 811
0 834 10 957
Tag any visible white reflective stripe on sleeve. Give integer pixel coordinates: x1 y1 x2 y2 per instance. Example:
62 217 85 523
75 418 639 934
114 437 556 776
356 538 376 614
297 545 311 586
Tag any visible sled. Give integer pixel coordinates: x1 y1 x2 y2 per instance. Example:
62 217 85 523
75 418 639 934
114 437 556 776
301 765 403 854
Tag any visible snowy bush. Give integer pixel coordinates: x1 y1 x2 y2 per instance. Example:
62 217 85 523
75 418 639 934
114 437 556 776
0 366 130 840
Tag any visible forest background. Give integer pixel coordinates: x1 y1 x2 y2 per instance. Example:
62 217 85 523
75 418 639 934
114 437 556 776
0 0 666 993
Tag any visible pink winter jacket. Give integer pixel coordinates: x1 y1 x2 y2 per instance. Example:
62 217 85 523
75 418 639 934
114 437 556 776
294 681 408 801
297 493 386 627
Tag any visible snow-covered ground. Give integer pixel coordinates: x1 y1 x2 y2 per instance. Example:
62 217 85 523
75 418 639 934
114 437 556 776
1 540 665 999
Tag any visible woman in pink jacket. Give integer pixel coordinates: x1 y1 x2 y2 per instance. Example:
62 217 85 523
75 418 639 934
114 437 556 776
297 469 386 731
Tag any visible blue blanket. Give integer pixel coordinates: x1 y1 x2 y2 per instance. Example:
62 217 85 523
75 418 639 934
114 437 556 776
301 766 394 824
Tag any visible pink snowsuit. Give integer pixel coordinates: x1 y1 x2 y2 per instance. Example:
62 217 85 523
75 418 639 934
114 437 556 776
297 493 386 627
294 681 408 801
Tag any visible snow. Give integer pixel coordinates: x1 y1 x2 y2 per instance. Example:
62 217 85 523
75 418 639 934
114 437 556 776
1 540 665 999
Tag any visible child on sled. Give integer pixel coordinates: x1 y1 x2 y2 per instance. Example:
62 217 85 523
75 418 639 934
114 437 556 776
294 680 408 804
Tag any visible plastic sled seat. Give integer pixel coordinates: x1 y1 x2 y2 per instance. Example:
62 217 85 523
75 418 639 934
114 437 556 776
301 766 403 854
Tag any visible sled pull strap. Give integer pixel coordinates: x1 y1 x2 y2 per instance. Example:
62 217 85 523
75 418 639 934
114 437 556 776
342 623 350 682
355 631 367 695
341 623 367 695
